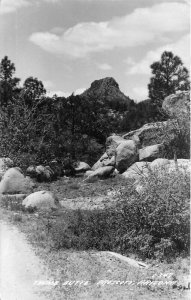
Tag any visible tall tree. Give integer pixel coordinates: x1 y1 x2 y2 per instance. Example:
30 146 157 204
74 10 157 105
148 51 190 106
21 76 46 107
0 56 20 107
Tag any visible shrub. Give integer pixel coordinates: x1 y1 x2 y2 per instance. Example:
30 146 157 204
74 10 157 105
48 167 190 261
117 166 190 260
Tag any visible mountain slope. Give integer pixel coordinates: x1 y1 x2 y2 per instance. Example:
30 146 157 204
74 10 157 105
81 77 133 110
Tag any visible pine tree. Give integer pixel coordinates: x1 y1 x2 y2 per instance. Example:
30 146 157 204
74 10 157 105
0 56 20 107
148 51 190 106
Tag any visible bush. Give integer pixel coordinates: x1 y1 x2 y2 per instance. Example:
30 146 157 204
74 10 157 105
118 167 190 260
49 209 118 251
48 167 190 261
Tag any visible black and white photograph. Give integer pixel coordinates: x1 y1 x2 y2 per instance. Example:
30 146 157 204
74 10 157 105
0 0 190 299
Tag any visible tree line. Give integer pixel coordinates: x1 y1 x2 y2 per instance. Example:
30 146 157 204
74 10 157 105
0 52 189 169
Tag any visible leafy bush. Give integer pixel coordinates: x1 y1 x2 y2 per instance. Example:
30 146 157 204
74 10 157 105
48 167 190 261
118 167 190 260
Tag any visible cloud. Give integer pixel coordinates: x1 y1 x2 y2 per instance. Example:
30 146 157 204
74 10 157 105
126 34 190 75
0 0 30 14
41 0 60 3
97 63 112 71
29 2 189 58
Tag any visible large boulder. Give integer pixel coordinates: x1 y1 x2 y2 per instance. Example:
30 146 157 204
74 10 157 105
75 162 91 173
22 191 60 211
106 135 126 156
122 120 176 148
84 166 115 183
92 153 115 171
0 158 14 180
122 162 150 180
0 168 34 194
150 158 170 170
162 91 190 120
139 144 164 161
150 158 190 174
168 159 191 173
116 140 138 173
122 158 190 194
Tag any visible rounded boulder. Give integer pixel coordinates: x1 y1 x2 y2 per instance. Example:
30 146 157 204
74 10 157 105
22 191 60 211
0 168 34 194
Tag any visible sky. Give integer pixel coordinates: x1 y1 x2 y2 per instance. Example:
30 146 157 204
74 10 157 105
0 0 190 102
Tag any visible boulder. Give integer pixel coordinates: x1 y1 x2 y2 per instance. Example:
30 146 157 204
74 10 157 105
27 165 55 182
84 170 94 177
36 165 54 181
0 168 34 194
84 166 115 183
122 162 150 180
140 158 189 174
123 120 176 148
150 158 170 170
0 158 14 180
106 135 126 156
22 191 60 211
26 166 36 177
168 159 191 173
49 160 63 177
162 91 190 120
92 153 115 171
75 162 91 173
116 140 138 173
139 144 164 161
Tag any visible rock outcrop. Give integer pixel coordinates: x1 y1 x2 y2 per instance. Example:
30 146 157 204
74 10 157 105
92 153 115 171
122 161 150 180
139 144 164 161
75 162 91 173
123 120 176 148
162 91 190 120
81 77 132 108
116 140 138 173
122 158 190 180
106 135 126 157
84 166 115 183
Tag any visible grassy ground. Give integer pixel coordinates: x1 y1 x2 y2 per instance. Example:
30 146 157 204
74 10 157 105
0 175 190 300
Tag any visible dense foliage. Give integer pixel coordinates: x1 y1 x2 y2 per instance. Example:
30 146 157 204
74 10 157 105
0 54 189 168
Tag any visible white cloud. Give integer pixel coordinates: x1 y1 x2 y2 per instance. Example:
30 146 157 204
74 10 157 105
0 0 30 14
29 2 189 58
0 0 63 14
41 0 60 3
126 34 190 75
97 63 112 71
